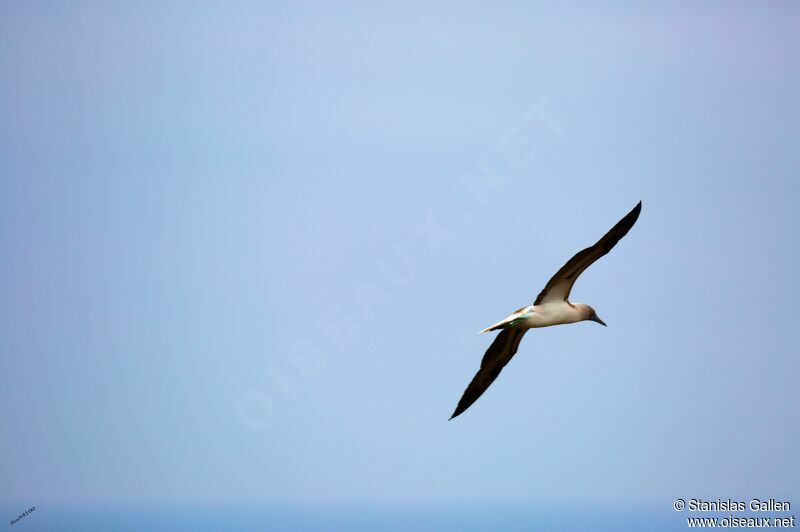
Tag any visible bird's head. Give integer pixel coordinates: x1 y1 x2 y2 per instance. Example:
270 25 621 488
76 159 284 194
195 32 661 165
579 304 607 326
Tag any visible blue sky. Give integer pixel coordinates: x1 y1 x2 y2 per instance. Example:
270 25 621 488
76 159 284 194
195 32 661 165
1 1 798 527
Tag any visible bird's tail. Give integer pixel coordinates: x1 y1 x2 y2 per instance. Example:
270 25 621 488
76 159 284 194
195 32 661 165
478 307 532 333
478 320 509 334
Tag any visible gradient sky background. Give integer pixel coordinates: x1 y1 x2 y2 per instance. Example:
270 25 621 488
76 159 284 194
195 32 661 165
1 2 799 529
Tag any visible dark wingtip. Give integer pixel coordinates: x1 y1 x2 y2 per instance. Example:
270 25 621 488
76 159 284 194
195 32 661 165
624 201 642 226
449 408 462 421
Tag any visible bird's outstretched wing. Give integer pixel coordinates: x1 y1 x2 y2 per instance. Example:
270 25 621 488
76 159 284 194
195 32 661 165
534 201 641 305
450 328 528 420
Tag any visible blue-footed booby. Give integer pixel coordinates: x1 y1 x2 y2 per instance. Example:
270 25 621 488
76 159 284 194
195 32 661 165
449 201 642 420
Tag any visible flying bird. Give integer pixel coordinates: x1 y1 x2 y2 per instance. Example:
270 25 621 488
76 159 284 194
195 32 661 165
449 201 642 420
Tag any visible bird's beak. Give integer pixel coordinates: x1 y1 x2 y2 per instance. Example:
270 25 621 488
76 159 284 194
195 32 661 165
592 315 607 327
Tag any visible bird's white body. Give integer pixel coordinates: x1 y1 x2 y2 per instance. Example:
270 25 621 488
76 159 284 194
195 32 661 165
523 302 587 328
479 302 588 333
